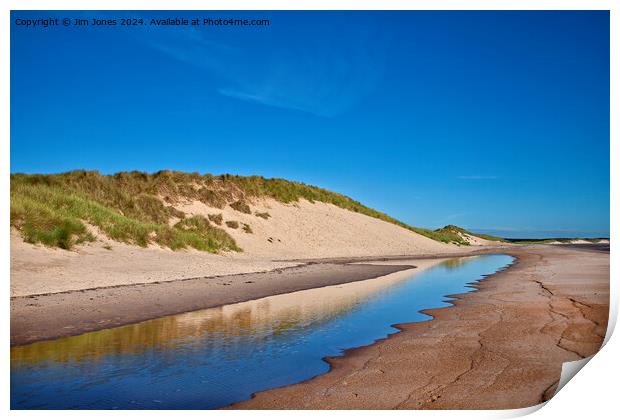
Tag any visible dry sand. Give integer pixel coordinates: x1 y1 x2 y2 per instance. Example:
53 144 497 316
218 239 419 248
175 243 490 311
11 198 463 297
176 198 458 259
10 233 299 297
232 244 609 410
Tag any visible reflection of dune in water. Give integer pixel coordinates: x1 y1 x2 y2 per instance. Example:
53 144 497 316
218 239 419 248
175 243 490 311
440 256 478 270
11 258 457 366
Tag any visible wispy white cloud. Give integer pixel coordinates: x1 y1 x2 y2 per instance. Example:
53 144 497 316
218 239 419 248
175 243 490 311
217 88 316 114
457 175 500 180
140 20 386 117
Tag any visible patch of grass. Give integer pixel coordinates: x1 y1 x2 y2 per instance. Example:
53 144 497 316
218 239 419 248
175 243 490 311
471 232 504 242
427 225 506 246
242 223 253 234
167 206 186 219
225 220 239 229
23 217 92 250
11 177 239 252
445 225 503 242
174 216 240 251
230 200 252 214
208 213 223 225
255 211 271 219
429 225 477 246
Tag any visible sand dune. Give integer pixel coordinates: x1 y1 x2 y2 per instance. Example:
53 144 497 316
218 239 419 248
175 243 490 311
11 199 464 297
177 198 457 258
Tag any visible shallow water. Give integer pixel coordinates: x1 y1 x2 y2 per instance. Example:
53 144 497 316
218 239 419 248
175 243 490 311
11 254 513 409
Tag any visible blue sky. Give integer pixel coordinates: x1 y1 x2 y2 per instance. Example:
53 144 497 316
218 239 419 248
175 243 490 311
11 11 609 238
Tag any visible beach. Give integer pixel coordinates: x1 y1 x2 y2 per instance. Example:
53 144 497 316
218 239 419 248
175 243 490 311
231 244 609 409
11 245 511 346
10 242 609 409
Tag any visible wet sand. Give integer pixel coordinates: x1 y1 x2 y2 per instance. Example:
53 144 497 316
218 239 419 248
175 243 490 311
231 244 609 409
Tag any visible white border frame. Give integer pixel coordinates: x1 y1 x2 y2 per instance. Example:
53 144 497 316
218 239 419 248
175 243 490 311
3 2 616 420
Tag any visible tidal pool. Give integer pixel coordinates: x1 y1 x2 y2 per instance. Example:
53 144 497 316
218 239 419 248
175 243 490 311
11 254 513 409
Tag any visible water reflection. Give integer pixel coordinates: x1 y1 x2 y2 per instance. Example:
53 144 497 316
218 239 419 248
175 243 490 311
441 257 473 270
12 261 438 367
11 254 513 409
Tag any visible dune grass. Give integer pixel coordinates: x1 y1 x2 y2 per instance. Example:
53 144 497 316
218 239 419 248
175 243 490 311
11 170 507 250
207 213 223 225
11 173 240 252
225 221 239 229
431 225 505 245
230 200 251 214
255 211 271 219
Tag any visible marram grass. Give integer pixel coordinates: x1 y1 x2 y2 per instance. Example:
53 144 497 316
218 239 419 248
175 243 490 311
10 170 494 251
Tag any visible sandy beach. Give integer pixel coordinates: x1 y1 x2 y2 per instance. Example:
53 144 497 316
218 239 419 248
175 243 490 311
230 244 609 409
11 244 513 346
10 240 609 410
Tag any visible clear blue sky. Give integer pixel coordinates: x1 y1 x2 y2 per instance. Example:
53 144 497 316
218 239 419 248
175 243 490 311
11 11 609 238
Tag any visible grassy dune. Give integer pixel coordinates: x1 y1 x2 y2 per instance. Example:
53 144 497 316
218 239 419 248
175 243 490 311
11 171 241 251
11 170 501 251
12 170 605 252
435 225 504 244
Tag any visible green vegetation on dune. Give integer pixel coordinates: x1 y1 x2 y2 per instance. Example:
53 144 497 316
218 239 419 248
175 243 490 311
207 213 223 226
433 225 504 245
10 170 507 251
469 232 505 242
255 211 271 219
11 172 241 252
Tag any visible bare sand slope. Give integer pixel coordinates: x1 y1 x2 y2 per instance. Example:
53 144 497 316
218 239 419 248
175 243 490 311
176 198 457 258
11 199 459 297
232 245 609 410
